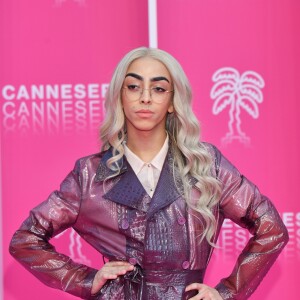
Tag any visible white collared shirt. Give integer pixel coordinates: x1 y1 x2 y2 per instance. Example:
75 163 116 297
124 135 169 198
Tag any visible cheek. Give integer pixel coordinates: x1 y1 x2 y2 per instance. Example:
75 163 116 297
122 103 137 118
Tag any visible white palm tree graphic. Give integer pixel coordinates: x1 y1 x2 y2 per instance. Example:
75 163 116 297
210 67 265 145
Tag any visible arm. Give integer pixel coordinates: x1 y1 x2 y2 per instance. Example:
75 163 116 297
213 148 289 299
9 160 98 299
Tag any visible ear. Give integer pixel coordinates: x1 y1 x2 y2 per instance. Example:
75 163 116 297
168 103 174 113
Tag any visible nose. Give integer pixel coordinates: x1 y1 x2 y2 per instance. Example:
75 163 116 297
140 88 152 104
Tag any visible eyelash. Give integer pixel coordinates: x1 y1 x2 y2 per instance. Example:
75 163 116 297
126 85 167 93
127 84 139 90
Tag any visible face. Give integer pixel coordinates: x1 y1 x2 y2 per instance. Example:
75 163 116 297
121 57 174 136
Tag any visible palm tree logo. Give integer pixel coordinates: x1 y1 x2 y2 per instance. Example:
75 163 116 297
210 67 265 145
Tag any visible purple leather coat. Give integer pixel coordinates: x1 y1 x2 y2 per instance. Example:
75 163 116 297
9 143 288 299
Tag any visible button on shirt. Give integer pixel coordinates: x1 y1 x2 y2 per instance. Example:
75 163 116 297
124 135 169 198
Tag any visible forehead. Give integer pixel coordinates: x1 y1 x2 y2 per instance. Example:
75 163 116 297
126 57 171 79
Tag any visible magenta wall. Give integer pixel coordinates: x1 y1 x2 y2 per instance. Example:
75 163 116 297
1 1 299 299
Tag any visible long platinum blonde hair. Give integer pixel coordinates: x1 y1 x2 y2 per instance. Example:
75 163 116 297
100 47 222 245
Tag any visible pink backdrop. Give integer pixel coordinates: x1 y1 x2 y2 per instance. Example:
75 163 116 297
1 0 299 299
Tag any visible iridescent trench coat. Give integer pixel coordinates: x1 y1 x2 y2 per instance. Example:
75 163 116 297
9 143 288 299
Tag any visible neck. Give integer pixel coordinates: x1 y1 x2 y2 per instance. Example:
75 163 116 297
126 130 167 162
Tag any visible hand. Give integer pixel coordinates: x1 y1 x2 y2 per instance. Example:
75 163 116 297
91 261 135 295
185 283 223 300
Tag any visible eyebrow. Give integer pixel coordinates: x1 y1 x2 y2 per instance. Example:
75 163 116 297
125 72 170 83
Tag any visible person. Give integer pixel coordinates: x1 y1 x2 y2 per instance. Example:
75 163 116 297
9 47 288 300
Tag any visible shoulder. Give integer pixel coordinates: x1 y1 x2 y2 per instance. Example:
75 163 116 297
201 142 243 184
199 142 223 178
199 141 219 152
72 150 109 175
200 141 221 160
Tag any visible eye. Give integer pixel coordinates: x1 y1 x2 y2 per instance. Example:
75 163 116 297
127 84 140 91
152 86 167 93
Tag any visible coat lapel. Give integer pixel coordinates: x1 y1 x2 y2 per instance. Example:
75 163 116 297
103 162 148 210
146 152 183 219
95 146 187 216
95 149 148 210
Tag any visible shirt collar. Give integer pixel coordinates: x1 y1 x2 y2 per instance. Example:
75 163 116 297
124 134 169 174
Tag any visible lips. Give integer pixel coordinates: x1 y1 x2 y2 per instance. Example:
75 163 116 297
135 109 154 117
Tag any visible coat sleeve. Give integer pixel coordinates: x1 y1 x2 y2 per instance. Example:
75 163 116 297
211 146 289 300
9 159 98 299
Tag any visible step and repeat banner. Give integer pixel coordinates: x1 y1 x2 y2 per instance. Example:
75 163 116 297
1 0 299 299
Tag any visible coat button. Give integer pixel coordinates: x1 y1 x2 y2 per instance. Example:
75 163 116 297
182 260 190 269
177 216 186 225
145 195 151 204
129 257 137 265
121 219 129 230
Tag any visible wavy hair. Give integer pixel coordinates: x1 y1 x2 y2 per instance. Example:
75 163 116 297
100 47 222 245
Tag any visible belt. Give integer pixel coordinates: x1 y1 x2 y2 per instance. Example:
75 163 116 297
124 265 204 300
